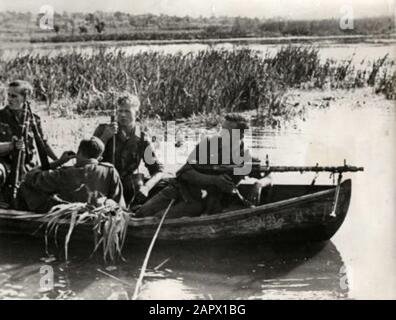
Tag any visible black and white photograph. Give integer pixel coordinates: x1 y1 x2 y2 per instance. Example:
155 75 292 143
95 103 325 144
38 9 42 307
0 0 395 302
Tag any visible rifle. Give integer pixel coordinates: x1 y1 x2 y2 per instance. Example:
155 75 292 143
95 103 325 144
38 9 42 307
8 101 30 206
26 101 50 170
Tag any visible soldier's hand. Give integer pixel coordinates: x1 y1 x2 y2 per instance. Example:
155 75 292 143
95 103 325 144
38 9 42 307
12 137 25 152
137 185 149 197
59 150 76 164
214 174 236 194
102 122 118 140
135 184 149 203
131 190 148 207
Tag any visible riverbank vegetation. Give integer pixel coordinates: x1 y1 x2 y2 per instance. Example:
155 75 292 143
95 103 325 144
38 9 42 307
1 46 394 125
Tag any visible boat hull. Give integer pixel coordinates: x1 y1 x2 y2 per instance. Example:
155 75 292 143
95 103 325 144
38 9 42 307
0 179 351 243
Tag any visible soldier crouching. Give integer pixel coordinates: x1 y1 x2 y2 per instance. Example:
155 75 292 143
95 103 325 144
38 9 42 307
18 136 125 213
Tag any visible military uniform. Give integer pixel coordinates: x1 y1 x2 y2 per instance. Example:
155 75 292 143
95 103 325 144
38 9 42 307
19 159 125 213
177 135 257 200
94 124 164 203
137 135 259 218
0 106 47 201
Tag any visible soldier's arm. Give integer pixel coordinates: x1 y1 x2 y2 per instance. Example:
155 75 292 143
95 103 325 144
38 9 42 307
177 163 218 187
0 138 25 156
178 164 236 194
142 138 164 176
35 117 58 160
140 172 163 197
140 136 164 195
93 124 106 142
94 124 115 144
175 138 210 186
47 151 76 169
178 137 236 193
108 168 126 208
44 142 58 161
176 137 218 187
0 142 14 156
23 168 63 194
0 123 14 156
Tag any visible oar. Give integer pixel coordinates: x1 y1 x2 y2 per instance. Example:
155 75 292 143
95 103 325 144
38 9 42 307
110 93 117 165
132 198 175 300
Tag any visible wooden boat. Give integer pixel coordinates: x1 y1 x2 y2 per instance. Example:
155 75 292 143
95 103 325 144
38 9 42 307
0 179 351 243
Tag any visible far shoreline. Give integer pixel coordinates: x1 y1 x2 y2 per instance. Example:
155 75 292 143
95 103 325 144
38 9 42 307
1 34 396 51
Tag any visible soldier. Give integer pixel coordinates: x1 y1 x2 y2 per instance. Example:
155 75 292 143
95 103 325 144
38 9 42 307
0 80 57 203
136 114 265 219
18 136 125 213
93 92 164 206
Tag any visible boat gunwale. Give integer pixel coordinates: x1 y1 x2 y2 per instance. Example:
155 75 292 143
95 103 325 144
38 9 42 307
130 180 349 227
0 180 350 228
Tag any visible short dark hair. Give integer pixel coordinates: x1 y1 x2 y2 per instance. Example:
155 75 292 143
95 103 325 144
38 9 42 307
78 137 105 159
116 92 140 110
224 113 250 130
8 80 33 96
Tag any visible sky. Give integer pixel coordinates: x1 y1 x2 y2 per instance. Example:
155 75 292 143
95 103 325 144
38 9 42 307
0 0 394 19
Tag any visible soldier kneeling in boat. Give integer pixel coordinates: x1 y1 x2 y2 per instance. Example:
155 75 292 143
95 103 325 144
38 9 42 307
135 114 269 219
18 136 125 213
93 92 165 207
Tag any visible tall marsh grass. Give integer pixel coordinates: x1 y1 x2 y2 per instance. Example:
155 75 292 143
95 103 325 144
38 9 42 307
0 46 394 122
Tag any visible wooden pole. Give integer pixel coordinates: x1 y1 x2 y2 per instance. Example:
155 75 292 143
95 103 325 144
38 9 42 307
111 92 116 165
132 199 175 300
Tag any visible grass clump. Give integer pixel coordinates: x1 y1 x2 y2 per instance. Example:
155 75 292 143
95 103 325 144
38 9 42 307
43 195 129 263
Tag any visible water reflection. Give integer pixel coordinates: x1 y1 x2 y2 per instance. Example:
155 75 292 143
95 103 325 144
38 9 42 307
139 241 348 300
0 234 348 299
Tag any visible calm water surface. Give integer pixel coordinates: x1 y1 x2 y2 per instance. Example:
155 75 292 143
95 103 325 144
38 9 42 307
1 41 395 66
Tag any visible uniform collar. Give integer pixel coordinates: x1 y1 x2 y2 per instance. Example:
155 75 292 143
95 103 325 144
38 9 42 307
4 106 16 117
75 159 99 167
117 124 141 141
2 106 23 128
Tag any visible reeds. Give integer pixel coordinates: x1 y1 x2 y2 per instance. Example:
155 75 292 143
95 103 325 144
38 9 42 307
1 46 394 123
43 196 129 263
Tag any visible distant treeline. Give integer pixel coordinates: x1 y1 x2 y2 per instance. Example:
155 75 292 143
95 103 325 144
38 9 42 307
0 11 394 42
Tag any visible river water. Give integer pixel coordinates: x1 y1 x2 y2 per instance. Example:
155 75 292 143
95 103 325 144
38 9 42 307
1 40 395 65
0 42 395 300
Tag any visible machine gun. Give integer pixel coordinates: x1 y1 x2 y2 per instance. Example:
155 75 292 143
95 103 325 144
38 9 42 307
190 157 363 210
189 158 364 177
